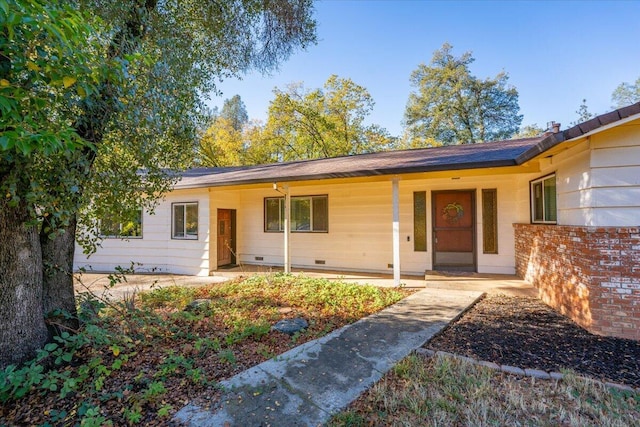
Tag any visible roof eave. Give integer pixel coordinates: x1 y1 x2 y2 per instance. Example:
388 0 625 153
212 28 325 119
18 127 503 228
514 133 565 165
173 159 520 189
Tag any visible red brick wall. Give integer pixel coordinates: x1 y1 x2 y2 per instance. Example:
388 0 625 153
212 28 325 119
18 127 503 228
514 224 640 340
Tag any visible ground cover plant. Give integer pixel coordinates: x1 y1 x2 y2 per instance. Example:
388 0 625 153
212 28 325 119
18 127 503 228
0 273 409 426
330 353 640 427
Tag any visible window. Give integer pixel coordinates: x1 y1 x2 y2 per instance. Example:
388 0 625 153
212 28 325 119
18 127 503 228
482 189 498 253
172 202 198 239
264 195 328 232
100 210 143 238
413 191 427 251
531 174 557 223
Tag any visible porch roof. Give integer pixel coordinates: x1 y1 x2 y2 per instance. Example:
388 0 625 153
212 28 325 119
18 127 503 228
177 136 549 189
176 102 640 189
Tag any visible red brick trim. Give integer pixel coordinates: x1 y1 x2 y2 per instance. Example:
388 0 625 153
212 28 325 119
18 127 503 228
514 224 640 340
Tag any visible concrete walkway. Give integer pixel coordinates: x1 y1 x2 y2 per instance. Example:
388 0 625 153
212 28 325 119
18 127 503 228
173 287 483 427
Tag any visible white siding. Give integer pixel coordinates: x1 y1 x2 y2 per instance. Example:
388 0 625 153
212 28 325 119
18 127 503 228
74 189 211 276
541 120 640 226
214 175 530 276
589 122 640 225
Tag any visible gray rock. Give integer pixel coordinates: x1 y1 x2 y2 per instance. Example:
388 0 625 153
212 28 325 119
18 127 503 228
501 365 526 376
185 299 212 312
550 372 564 381
524 368 551 379
272 317 308 335
477 360 500 371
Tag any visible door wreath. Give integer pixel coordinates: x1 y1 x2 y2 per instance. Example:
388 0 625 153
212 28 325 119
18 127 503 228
442 202 464 224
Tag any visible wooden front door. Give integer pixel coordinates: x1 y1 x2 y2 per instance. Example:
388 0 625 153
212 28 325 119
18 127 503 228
217 209 233 267
432 190 476 271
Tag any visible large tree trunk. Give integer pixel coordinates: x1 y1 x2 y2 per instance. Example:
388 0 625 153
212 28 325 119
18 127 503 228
41 215 79 335
0 199 48 369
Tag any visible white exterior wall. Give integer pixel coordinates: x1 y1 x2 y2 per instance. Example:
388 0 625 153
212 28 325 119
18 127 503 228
589 122 640 225
539 119 640 226
209 174 530 276
74 188 211 276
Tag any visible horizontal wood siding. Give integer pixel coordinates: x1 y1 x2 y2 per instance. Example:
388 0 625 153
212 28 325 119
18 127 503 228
74 189 210 276
589 122 640 226
232 176 529 276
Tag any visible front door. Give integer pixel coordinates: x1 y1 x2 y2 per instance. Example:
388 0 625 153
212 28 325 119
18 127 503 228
217 209 234 267
432 190 476 272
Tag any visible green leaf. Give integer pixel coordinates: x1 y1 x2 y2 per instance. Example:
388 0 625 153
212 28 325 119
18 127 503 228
0 0 8 21
63 76 77 88
44 343 58 352
0 95 13 113
0 135 11 150
14 139 33 156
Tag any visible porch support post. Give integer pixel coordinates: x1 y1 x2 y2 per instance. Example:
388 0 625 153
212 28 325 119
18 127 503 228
392 178 400 286
283 185 291 273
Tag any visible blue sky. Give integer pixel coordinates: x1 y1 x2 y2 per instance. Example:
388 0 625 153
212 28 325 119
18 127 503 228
207 0 640 137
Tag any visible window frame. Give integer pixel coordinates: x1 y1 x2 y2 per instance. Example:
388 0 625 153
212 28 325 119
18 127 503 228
100 209 143 239
264 195 329 233
530 174 557 224
172 202 199 240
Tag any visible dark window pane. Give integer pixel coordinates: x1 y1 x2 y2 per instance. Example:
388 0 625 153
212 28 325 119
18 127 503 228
413 191 427 251
312 196 328 232
265 198 282 231
100 218 120 237
186 204 198 236
544 177 557 222
291 198 311 231
533 182 544 222
174 205 185 237
120 210 143 237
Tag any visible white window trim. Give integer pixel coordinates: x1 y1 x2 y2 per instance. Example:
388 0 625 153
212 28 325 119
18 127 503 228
172 202 199 240
530 174 557 224
264 195 328 233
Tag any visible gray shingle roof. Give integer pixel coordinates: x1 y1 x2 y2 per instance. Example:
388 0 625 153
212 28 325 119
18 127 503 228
175 102 640 189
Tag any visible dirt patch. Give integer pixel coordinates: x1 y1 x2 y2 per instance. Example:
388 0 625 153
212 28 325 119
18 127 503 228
426 294 640 387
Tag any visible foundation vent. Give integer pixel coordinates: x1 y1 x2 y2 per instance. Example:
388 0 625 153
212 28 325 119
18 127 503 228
255 256 264 261
388 263 393 269
315 260 326 265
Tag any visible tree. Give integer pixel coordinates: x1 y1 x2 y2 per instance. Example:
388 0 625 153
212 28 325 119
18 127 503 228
612 76 640 108
571 99 594 125
0 0 316 368
264 75 395 161
198 95 250 167
199 117 244 167
513 124 545 139
1 0 112 368
404 43 522 145
220 95 249 131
